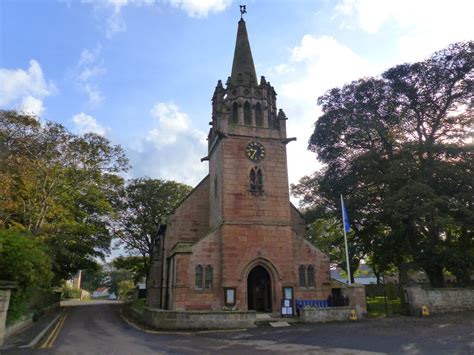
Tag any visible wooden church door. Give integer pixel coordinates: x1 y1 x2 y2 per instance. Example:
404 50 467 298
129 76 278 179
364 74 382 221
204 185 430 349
247 265 272 312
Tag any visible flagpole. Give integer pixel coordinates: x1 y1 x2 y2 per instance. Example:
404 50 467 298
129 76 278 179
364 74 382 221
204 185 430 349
341 194 352 285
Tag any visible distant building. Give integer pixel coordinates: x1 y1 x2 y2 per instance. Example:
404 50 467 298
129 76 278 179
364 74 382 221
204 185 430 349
331 264 380 285
92 287 110 298
147 17 332 312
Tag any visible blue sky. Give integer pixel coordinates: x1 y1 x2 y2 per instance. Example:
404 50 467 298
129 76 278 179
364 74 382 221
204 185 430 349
1 0 473 188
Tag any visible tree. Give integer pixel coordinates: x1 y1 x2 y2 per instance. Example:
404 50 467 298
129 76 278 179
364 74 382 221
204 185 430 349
0 229 53 323
80 263 108 292
306 217 364 284
113 178 193 281
105 265 133 296
113 255 147 284
117 280 135 300
0 110 128 281
295 41 473 287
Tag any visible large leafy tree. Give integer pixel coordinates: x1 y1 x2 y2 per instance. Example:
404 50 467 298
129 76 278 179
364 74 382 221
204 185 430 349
113 255 147 284
0 110 128 281
307 217 364 284
113 178 192 281
294 41 473 287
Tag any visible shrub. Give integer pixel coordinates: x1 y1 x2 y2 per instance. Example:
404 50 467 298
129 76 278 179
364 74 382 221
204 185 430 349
61 286 82 299
0 229 53 324
118 280 135 299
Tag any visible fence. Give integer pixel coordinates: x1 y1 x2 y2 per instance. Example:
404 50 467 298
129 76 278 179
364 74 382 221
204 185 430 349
365 284 401 317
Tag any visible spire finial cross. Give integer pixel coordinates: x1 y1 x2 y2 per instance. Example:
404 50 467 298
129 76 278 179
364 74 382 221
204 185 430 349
240 5 247 19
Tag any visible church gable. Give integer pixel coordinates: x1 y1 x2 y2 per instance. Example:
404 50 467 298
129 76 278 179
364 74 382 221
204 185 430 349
165 175 210 251
290 202 306 236
291 232 331 299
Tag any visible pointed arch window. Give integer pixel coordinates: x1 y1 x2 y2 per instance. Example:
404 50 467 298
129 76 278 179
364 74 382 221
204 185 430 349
299 265 306 288
244 101 251 125
231 102 238 124
273 112 280 129
307 265 315 287
255 103 263 126
205 265 213 289
249 167 263 194
299 265 316 288
268 113 273 128
195 265 203 289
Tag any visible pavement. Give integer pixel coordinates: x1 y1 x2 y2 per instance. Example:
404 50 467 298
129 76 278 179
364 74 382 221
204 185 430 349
0 300 472 354
1 307 62 351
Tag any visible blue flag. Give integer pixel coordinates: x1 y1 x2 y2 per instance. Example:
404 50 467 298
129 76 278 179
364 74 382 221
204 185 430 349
341 196 350 233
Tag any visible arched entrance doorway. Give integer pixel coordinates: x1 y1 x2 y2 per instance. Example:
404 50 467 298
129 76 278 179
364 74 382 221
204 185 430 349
247 265 272 312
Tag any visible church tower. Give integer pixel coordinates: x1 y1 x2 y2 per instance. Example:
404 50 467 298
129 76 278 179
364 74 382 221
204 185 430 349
207 18 291 232
147 15 331 314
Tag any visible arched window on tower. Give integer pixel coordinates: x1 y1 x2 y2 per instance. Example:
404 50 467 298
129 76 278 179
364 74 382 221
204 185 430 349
273 111 280 129
255 103 263 127
268 111 274 129
244 101 251 125
256 169 263 191
231 102 238 124
249 167 263 195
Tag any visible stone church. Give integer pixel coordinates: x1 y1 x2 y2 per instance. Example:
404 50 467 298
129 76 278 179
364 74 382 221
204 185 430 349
147 17 332 313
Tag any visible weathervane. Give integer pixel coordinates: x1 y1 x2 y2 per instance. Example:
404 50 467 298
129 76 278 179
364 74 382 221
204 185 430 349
240 5 247 19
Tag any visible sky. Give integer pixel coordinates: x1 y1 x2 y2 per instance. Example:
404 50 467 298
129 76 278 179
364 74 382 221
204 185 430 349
1 0 473 191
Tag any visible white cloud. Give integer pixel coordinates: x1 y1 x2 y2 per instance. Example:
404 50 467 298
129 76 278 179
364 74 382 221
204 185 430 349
20 96 45 117
73 45 106 106
82 0 156 38
0 59 55 116
148 102 192 144
281 34 370 104
81 0 230 39
267 64 293 77
129 101 207 185
72 112 108 136
169 0 232 18
334 0 474 63
83 84 105 106
267 35 373 186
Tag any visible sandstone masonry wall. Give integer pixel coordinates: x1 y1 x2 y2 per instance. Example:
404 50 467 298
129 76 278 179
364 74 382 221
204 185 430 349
404 285 474 315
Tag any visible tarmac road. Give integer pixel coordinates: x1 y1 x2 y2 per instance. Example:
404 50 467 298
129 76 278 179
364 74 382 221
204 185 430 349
3 301 473 354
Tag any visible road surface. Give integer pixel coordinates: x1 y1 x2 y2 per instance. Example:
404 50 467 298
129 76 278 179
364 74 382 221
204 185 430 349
4 301 473 354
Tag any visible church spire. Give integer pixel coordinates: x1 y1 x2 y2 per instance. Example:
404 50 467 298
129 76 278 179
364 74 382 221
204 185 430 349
230 18 257 86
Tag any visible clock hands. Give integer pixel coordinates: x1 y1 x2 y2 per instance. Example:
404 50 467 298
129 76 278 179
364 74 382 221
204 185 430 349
246 141 265 161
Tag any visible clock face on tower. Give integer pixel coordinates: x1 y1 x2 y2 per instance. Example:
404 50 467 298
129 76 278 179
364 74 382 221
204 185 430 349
245 141 266 161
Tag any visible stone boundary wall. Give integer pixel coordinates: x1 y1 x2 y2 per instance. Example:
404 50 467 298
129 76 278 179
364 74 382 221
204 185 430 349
342 284 367 318
5 302 60 339
404 285 474 315
127 304 144 323
300 307 352 323
142 307 256 330
5 316 34 339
